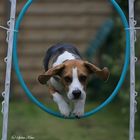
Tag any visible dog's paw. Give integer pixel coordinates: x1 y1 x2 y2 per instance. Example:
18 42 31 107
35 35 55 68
58 102 71 117
72 100 85 118
72 108 84 118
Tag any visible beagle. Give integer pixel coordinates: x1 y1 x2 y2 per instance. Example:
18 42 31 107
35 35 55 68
38 43 109 117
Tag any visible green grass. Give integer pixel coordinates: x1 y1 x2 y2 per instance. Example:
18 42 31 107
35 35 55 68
0 100 140 140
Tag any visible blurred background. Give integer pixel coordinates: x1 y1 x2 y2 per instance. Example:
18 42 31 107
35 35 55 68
0 0 140 139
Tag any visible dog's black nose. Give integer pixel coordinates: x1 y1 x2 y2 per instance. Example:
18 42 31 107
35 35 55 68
72 90 81 99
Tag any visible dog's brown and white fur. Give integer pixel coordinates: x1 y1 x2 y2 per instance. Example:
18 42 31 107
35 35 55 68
38 43 109 117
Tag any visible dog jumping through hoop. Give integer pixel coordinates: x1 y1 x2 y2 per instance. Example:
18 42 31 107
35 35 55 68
38 43 110 118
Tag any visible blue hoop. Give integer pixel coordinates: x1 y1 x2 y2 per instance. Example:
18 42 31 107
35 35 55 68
13 0 130 119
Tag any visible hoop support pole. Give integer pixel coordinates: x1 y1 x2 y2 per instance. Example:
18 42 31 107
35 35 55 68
128 0 137 140
1 0 17 140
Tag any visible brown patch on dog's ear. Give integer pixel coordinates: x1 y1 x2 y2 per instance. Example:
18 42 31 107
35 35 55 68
38 74 49 85
38 64 65 85
84 61 110 81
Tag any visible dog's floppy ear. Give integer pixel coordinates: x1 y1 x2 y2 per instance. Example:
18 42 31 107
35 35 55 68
38 64 65 85
84 61 110 81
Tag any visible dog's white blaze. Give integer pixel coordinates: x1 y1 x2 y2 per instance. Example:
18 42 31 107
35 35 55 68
71 67 83 90
53 51 75 67
68 67 86 100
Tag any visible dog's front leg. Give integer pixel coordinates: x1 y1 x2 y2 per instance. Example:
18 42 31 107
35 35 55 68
73 99 85 118
52 92 71 117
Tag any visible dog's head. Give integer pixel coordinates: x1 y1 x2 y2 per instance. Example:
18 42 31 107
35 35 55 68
38 60 109 100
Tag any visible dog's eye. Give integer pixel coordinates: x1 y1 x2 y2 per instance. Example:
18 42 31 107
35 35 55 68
79 75 87 82
64 76 72 83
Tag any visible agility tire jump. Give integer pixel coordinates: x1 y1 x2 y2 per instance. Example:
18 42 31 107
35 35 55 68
13 0 130 119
